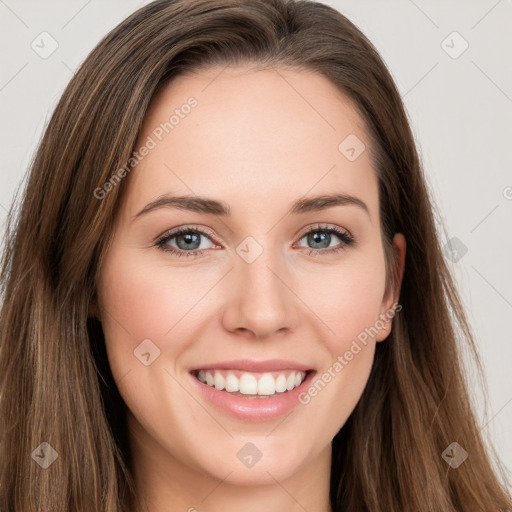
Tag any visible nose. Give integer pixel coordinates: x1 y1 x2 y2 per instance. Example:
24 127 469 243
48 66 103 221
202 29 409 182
221 249 300 338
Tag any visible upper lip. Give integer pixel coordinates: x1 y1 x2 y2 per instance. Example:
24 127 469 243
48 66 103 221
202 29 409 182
189 359 314 373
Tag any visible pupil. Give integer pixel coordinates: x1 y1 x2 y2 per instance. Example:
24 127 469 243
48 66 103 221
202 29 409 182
178 232 200 250
309 231 330 249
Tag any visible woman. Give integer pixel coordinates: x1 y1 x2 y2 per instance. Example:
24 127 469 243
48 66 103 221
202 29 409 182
0 0 510 510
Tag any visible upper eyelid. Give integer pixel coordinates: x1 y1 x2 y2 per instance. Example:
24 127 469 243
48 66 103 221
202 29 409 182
295 223 352 239
157 224 216 242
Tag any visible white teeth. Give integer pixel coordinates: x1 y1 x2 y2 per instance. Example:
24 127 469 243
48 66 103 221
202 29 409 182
196 370 307 396
275 374 287 393
225 374 240 392
214 372 225 390
257 373 276 395
239 373 258 394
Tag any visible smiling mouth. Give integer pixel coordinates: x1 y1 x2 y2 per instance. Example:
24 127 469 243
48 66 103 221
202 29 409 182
191 369 312 398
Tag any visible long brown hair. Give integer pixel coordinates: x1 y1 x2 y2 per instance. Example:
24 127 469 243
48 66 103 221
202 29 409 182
1 1 510 510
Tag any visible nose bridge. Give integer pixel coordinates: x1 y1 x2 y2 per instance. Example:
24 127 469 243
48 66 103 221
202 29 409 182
221 236 298 336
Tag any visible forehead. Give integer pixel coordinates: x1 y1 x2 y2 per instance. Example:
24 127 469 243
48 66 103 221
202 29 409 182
123 65 379 223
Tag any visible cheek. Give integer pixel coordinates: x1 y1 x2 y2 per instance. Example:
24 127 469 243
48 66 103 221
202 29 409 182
96 244 193 383
295 264 384 437
96 248 220 459
98 245 210 347
302 254 387 351
294 252 386 419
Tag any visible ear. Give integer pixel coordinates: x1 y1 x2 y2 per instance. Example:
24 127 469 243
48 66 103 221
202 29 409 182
375 232 406 342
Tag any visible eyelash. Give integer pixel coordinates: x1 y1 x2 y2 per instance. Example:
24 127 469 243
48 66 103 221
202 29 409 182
154 224 356 258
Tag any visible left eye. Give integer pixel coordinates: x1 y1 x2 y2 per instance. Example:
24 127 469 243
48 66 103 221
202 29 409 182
296 227 352 251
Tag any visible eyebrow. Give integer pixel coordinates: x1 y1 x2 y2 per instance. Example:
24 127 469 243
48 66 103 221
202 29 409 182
133 192 370 220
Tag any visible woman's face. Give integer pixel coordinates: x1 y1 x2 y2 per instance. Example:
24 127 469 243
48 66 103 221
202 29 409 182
96 65 405 488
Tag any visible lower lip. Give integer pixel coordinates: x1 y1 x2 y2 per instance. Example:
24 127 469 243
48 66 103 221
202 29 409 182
189 371 316 422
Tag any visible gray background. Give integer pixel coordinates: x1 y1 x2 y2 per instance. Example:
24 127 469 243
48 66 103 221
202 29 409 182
1 0 511 481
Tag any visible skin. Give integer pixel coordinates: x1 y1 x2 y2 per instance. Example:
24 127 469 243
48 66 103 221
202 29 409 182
94 65 406 512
